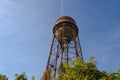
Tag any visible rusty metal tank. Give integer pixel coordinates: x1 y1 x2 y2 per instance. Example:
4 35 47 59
53 16 79 45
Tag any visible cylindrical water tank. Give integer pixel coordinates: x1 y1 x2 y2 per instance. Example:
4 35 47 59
53 16 79 44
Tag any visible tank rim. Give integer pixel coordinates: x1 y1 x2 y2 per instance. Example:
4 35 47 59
55 16 76 25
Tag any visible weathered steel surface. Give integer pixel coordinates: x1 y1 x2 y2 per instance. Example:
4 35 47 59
53 16 79 46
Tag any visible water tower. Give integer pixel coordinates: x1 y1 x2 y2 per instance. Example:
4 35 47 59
41 16 83 80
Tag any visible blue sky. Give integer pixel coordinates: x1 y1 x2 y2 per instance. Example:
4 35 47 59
0 0 120 80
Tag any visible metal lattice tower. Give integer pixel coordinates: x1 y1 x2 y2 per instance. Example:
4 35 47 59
41 16 83 80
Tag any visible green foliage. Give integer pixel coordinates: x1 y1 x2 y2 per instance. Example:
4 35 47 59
57 57 120 80
15 72 27 80
31 76 35 80
0 74 8 80
0 73 35 80
0 57 119 80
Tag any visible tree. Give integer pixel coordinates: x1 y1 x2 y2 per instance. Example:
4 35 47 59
15 72 27 80
31 76 35 80
57 57 120 80
0 74 8 80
